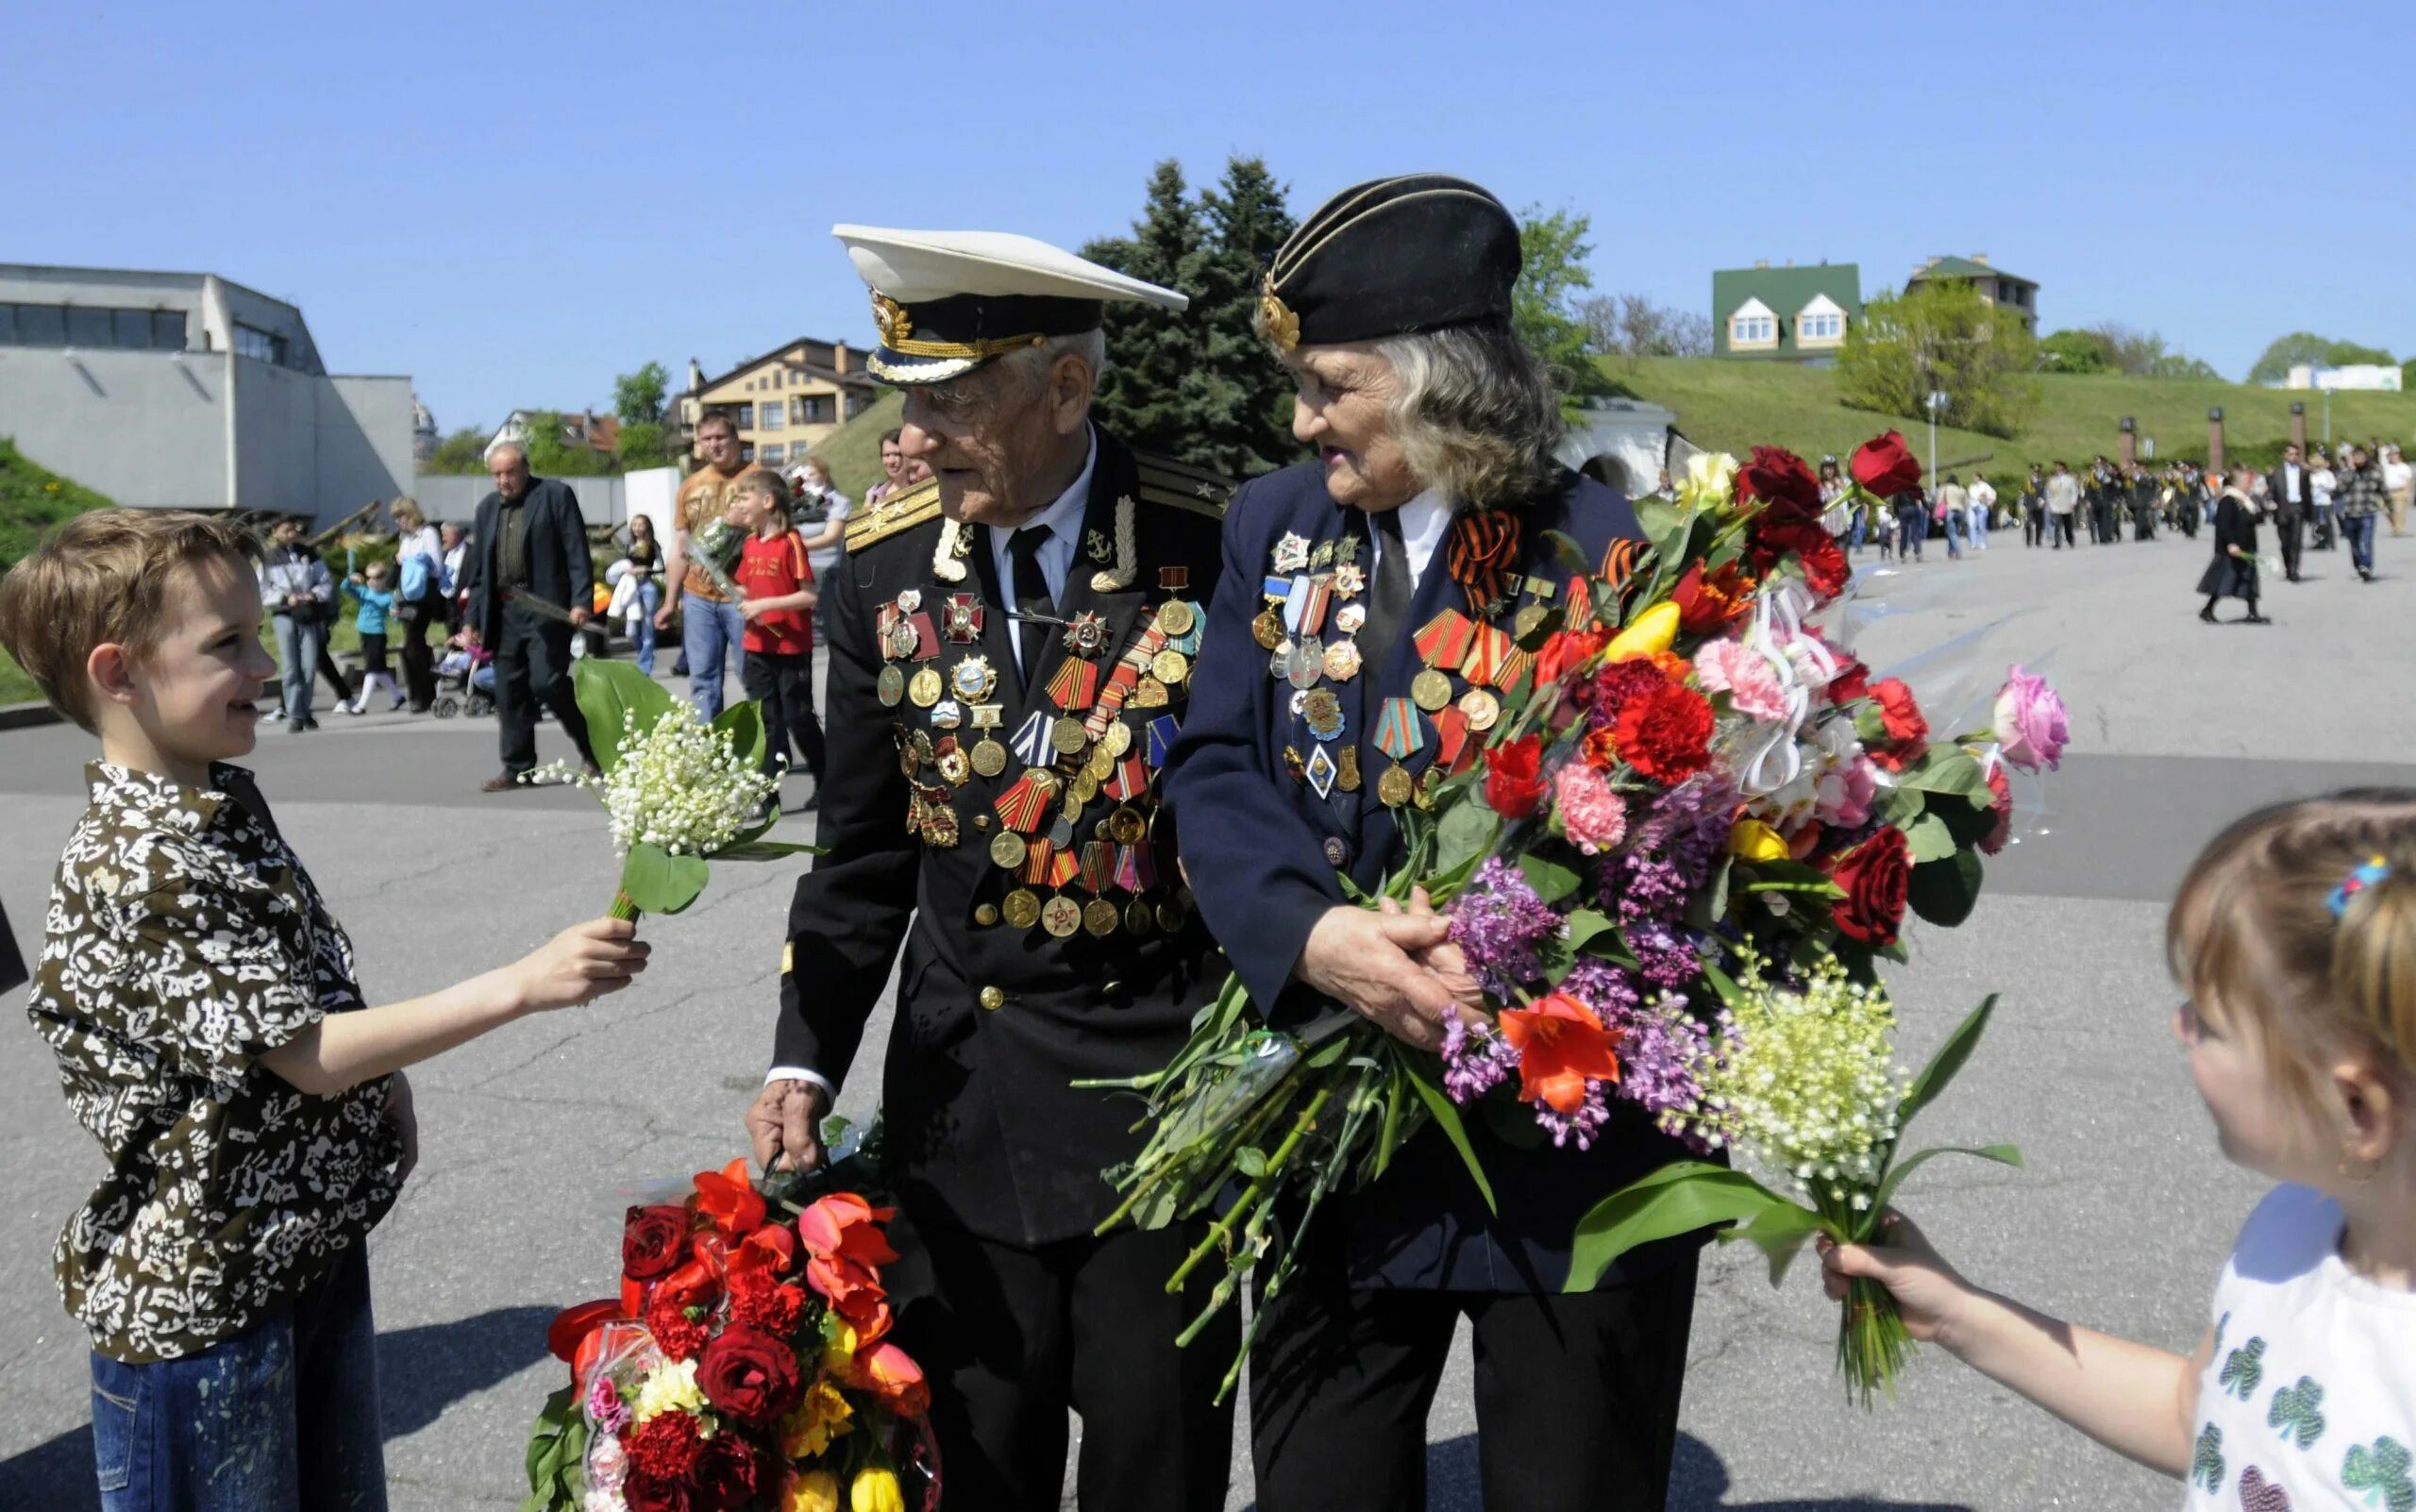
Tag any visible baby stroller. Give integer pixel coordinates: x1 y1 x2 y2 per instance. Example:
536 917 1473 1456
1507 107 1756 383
431 641 495 718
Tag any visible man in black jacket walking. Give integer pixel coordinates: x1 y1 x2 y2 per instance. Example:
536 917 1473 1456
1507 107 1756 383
461 441 597 789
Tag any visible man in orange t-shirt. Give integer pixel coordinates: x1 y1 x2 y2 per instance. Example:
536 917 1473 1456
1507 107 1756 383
729 469 825 804
657 412 753 716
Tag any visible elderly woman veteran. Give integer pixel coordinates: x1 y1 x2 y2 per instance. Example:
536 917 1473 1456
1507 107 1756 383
1167 175 1703 1512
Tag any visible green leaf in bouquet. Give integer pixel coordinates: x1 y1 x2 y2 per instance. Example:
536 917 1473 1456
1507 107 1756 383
1563 908 1615 954
1904 812 1959 864
1730 1199 1824 1285
1700 854 1734 927
1541 528 1590 577
1896 993 2000 1134
1899 748 1991 803
1906 849 1983 927
1633 497 1686 546
1398 1049 1497 1214
618 841 710 915
1736 858 1845 897
1698 960 1746 1010
1233 1146 1267 1178
1569 1162 1796 1289
1517 853 1583 906
1478 1088 1550 1149
573 658 678 777
1434 800 1500 881
1879 784 1927 829
1932 786 2001 849
710 698 770 772
1871 1142 2022 1227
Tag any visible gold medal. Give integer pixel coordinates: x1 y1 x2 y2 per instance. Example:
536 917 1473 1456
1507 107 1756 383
1151 648 1189 686
1323 640 1363 681
877 664 905 706
1083 898 1120 936
909 729 935 765
971 739 1009 778
990 831 1029 869
1051 716 1089 757
1107 805 1148 845
1002 888 1043 930
1132 676 1170 708
1336 746 1362 792
1410 668 1452 713
1156 599 1197 638
1415 766 1441 811
1156 899 1185 932
938 748 971 785
1086 741 1116 781
908 666 944 708
1072 768 1102 804
1377 764 1415 807
1103 720 1133 759
1458 687 1501 732
1124 897 1155 934
974 902 1000 927
1252 607 1284 650
1042 895 1083 938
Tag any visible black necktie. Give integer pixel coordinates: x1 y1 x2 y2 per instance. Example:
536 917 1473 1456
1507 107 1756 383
1007 527 1053 687
1359 507 1411 722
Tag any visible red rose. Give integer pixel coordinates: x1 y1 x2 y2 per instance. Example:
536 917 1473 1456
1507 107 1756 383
622 1472 695 1512
1868 678 1929 770
1828 826 1912 946
1980 763 2013 856
627 1411 708 1481
1849 430 1922 497
1749 515 1849 599
1533 626 1608 689
623 1205 690 1283
694 1433 762 1510
1611 682 1715 784
1670 560 1755 634
1736 445 1823 523
1484 734 1548 819
696 1323 803 1423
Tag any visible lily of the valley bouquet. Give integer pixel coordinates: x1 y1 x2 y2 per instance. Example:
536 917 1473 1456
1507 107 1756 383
1099 432 2069 1404
540 661 818 924
523 1153 938 1512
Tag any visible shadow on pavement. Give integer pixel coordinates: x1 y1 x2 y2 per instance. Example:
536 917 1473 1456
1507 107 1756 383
0 1304 556 1512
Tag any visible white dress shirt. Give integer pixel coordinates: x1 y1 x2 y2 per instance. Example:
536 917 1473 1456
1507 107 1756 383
765 430 1100 1101
1379 490 1453 590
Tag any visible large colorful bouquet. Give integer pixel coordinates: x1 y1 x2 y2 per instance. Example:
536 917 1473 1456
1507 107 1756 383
524 1152 937 1512
1098 431 2067 1403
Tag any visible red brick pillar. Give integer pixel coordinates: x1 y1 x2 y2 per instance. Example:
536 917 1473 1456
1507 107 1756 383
2118 417 2137 468
2207 408 2225 476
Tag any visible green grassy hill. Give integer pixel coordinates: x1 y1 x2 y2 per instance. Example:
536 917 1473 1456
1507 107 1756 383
1606 358 2416 481
2 438 118 704
800 391 904 502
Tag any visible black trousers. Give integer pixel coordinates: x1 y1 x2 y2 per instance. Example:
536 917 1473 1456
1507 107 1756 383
741 649 826 783
2277 513 2305 580
395 595 444 710
313 634 353 706
494 607 595 774
2053 513 2077 548
888 1215 1235 1512
2023 509 2046 546
1251 1245 1700 1512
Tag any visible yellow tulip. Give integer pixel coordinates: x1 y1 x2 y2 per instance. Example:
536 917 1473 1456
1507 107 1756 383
851 1467 905 1512
784 1469 842 1512
1728 819 1791 863
1605 602 1680 661
1675 452 1739 512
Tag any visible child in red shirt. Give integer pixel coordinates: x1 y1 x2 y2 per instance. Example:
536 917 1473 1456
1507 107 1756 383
730 469 826 806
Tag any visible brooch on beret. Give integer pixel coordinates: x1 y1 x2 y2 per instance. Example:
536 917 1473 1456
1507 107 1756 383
1260 277 1300 353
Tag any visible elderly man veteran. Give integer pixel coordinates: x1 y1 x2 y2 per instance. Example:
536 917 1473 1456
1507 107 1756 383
1168 175 1705 1512
745 226 1236 1511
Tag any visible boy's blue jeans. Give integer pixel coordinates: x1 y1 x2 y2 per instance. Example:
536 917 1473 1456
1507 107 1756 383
680 591 748 719
89 1246 384 1512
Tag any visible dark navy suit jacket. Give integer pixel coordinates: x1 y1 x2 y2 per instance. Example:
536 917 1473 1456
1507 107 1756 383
1168 460 1703 1292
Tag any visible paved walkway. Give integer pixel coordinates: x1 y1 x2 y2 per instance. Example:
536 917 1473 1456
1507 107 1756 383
0 527 2407 1510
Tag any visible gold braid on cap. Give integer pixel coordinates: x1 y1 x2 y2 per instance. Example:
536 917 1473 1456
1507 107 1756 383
872 289 1048 361
1259 276 1300 352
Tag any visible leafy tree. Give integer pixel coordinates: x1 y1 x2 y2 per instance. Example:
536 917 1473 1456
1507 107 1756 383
615 421 672 470
2248 331 2397 385
1836 280 2040 439
1580 294 1712 360
2038 328 2110 374
613 361 669 426
2404 356 2416 391
1192 156 1301 475
1514 207 1615 400
516 410 614 478
424 426 492 474
2147 353 2222 381
1083 160 1212 464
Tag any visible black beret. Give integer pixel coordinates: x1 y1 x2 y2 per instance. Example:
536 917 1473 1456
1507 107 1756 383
1261 174 1521 350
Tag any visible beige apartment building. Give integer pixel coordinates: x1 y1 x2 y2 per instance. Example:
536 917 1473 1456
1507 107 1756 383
679 336 882 468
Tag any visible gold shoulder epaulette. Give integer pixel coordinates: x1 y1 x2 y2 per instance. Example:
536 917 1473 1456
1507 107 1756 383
1133 453 1235 519
846 479 942 550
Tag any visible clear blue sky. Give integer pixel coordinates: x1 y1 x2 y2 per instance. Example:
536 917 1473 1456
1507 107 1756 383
11 0 2409 433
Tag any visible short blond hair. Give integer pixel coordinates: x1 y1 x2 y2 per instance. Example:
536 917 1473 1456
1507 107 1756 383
0 509 260 732
732 467 791 510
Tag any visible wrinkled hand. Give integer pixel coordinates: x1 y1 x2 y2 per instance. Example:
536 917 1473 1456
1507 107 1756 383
1389 887 1482 1012
747 1078 830 1175
507 917 651 1013
387 1071 418 1184
1818 1210 1975 1347
1296 903 1465 1052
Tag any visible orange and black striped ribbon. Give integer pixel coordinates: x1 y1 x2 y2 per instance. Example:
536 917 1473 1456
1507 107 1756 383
1445 509 1520 614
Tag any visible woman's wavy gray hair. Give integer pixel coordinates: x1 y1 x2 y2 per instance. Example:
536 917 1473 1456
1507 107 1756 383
1371 319 1567 506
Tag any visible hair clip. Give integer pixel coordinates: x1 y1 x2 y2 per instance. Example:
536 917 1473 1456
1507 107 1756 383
2326 855 2391 920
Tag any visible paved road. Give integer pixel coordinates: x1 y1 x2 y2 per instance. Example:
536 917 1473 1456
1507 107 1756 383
1 526 2408 1510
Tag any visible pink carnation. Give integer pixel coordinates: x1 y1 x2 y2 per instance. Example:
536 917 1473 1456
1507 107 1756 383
1693 639 1790 724
1992 665 2068 772
1554 762 1630 855
1816 754 1882 829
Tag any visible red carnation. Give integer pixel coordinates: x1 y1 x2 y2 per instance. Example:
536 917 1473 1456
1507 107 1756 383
1849 430 1922 497
627 1411 708 1482
623 1205 690 1283
1484 733 1548 819
645 1297 710 1363
1868 678 1929 770
1578 656 1671 726
1670 560 1755 634
697 1324 802 1424
1611 682 1716 784
730 1275 808 1335
1736 445 1823 523
1980 763 2013 856
1826 650 1871 705
1828 827 1912 946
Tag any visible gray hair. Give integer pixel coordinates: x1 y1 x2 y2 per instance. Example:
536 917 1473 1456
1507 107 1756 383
993 329 1109 394
1369 319 1566 506
485 438 528 466
921 330 1108 424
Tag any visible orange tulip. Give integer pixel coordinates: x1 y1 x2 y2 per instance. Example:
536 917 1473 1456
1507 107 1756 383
852 1340 931 1419
1498 992 1623 1115
727 1224 797 1284
796 1193 899 1268
694 1158 767 1237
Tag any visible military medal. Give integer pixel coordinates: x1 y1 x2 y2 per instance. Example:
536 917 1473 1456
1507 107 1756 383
1409 668 1452 713
1082 898 1120 937
1333 562 1367 597
1151 647 1189 686
950 655 998 705
1334 602 1367 635
1302 688 1347 743
1458 687 1501 732
943 593 985 643
1304 745 1338 799
1002 888 1043 930
1336 746 1363 792
1155 598 1197 639
1132 676 1170 708
1124 897 1154 934
936 740 972 786
1311 538 1334 569
1051 716 1088 757
990 831 1029 869
1010 711 1055 766
1461 623 1513 688
1107 805 1148 846
1374 697 1425 808
908 667 944 708
995 768 1061 832
1042 895 1083 938
1273 531 1311 572
969 704 1008 778
1285 641 1322 691
1104 720 1134 760
877 664 905 707
1323 639 1363 681
885 617 921 661
931 697 964 731
1144 714 1179 768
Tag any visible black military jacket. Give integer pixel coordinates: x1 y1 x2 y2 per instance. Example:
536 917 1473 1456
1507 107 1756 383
775 425 1232 1245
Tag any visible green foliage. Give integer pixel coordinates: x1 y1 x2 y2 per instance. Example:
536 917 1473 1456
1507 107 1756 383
2038 328 2110 375
612 361 669 426
1836 281 2040 439
1084 156 1301 478
803 390 904 501
517 411 615 478
2405 357 2416 390
425 426 492 475
0 437 117 702
1514 206 1616 401
615 421 671 471
2247 330 2397 385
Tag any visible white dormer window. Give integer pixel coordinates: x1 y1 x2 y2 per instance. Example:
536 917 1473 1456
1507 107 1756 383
1797 293 1846 344
1729 296 1778 347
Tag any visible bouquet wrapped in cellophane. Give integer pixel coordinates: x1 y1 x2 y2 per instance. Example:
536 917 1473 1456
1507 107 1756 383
537 660 819 926
1096 432 2070 1405
523 1125 939 1512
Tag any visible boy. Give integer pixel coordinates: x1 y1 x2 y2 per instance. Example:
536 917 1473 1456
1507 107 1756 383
730 468 826 808
0 510 649 1511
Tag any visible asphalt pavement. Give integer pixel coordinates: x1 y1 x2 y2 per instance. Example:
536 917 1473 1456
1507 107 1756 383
1 524 2409 1510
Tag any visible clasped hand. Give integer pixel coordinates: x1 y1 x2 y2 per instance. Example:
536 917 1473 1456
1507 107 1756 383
1295 889 1483 1053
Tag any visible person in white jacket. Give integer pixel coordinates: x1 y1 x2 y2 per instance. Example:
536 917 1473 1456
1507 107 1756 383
1967 475 1996 550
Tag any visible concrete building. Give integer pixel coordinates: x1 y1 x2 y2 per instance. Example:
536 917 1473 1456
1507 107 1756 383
491 408 622 457
676 336 881 468
2285 362 2403 393
1711 262 1862 361
0 264 414 529
1905 254 2039 336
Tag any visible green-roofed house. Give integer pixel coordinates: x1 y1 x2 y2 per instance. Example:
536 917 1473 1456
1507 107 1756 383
1711 261 1863 362
1904 253 2038 336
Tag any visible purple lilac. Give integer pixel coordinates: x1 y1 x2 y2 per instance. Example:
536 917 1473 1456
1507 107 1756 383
1440 1016 1518 1104
1535 1080 1615 1151
1446 857 1564 999
1603 995 1716 1153
1625 916 1701 988
1561 958 1642 1020
1614 854 1688 924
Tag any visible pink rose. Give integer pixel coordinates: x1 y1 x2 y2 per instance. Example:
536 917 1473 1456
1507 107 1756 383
1991 665 2068 772
1692 639 1791 724
1553 762 1630 855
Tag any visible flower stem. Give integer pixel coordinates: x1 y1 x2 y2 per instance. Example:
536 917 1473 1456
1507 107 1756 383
1165 1082 1334 1296
608 891 643 924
